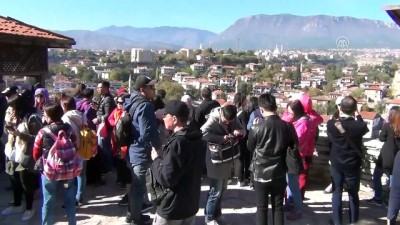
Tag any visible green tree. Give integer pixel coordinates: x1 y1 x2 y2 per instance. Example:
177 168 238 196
156 81 185 101
374 101 386 114
307 87 323 97
110 68 130 82
49 64 72 75
351 88 366 99
237 81 252 96
78 67 97 82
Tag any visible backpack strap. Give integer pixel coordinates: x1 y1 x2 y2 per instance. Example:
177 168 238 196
43 127 58 142
127 98 147 117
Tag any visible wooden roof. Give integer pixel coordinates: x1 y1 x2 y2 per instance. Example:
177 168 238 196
384 5 400 26
0 16 75 48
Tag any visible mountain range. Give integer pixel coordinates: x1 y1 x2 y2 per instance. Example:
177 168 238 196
56 14 400 50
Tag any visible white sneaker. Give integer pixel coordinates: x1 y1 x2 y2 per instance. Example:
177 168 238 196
206 220 220 225
21 209 35 221
1 206 23 215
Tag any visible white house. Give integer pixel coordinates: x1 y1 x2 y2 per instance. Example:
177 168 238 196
190 63 206 73
360 111 382 139
173 72 190 83
109 80 123 91
131 48 155 63
219 78 235 87
134 67 150 76
253 82 272 95
161 66 176 75
53 80 74 91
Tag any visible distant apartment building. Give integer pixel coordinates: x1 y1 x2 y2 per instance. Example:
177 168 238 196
161 66 176 75
253 82 272 95
219 77 235 87
178 48 194 58
134 66 150 76
109 80 123 90
241 74 255 83
190 63 206 73
245 63 261 71
53 80 74 91
210 65 223 73
173 72 190 83
131 48 155 63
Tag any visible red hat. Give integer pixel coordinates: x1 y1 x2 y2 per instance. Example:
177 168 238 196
117 88 127 96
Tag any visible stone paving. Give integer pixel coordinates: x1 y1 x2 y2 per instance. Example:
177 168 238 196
0 171 388 225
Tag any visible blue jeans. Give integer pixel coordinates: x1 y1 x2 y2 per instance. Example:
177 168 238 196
76 160 87 201
98 134 113 172
286 173 303 211
129 163 149 225
372 166 383 200
41 175 76 225
205 178 227 222
330 166 360 225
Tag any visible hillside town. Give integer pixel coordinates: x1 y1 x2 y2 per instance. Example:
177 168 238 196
5 45 397 140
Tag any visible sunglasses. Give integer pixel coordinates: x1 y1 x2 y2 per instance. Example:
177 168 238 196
117 101 124 104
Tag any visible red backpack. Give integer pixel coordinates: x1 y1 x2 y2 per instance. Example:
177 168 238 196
42 127 82 181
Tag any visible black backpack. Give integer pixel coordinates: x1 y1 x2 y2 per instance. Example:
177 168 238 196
115 98 146 147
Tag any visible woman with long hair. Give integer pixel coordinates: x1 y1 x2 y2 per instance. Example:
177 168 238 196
282 100 312 220
1 90 42 221
73 83 86 103
234 93 251 186
33 103 79 225
60 95 86 206
385 106 400 225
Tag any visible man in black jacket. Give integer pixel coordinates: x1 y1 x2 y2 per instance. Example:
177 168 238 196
247 93 292 225
151 100 205 225
93 80 116 174
194 87 220 129
327 96 368 225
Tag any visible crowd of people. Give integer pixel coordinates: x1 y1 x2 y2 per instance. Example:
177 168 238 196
0 76 399 225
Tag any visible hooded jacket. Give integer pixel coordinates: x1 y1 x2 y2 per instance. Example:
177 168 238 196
124 91 161 165
281 93 323 157
62 110 86 144
151 127 205 220
34 88 50 112
201 107 246 179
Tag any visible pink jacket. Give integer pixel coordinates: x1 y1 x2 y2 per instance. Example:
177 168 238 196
281 93 323 157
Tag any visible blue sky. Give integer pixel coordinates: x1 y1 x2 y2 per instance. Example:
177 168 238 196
0 0 399 33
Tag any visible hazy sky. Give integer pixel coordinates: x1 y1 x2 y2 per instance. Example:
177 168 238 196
1 0 399 33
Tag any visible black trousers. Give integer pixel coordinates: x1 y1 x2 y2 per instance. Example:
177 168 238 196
10 170 39 210
238 139 251 182
116 158 131 184
254 178 286 225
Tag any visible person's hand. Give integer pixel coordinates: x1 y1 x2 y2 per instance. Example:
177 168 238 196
253 117 260 125
224 134 234 141
8 129 20 136
151 148 162 160
92 118 98 125
233 130 243 137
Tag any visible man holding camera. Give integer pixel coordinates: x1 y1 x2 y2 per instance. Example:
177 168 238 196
201 104 245 225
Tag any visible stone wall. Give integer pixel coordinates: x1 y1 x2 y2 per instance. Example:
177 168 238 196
309 136 385 190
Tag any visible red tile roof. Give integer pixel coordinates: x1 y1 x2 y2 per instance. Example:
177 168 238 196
0 16 75 48
359 111 380 120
